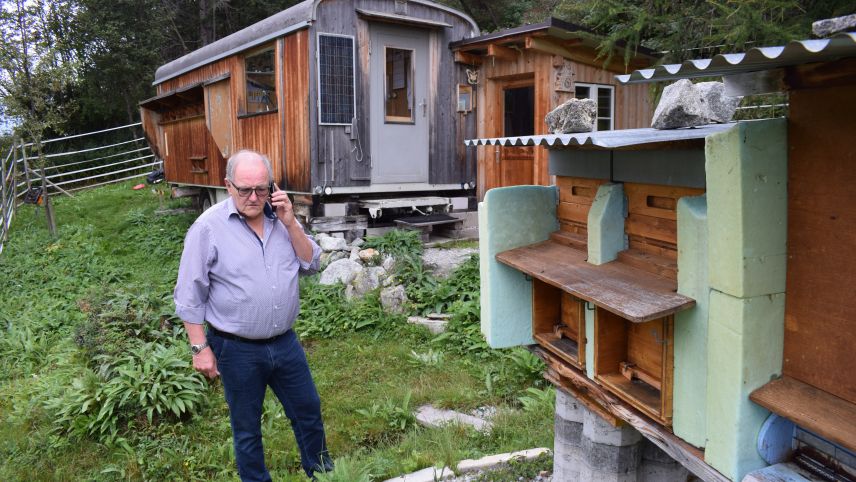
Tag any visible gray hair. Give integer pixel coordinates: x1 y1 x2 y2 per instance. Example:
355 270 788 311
225 149 273 183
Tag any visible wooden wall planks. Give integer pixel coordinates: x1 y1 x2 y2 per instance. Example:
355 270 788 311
783 83 856 405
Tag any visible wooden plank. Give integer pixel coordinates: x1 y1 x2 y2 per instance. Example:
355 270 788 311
537 350 730 482
627 320 664 383
783 84 856 405
532 278 561 335
454 51 482 66
557 201 589 225
750 376 856 454
550 230 587 250
624 183 704 221
487 43 517 62
616 248 677 280
496 240 695 322
594 307 627 377
556 176 606 205
625 213 678 246
546 370 622 427
627 236 677 261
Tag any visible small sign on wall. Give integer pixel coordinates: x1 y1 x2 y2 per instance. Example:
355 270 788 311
554 61 574 92
457 84 474 112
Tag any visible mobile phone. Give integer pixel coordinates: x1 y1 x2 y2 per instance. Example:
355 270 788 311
263 182 277 220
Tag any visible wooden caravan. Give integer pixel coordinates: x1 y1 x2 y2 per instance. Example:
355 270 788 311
140 0 480 232
450 18 657 200
477 30 856 482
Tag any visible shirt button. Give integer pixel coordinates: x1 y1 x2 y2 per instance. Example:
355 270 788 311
274 305 279 309
272 285 277 289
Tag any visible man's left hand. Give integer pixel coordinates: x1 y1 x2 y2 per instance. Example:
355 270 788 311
270 183 296 227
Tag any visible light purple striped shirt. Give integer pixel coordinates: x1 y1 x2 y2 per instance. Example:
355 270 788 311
174 197 321 339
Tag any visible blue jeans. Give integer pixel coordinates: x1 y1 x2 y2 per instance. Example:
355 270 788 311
208 329 332 480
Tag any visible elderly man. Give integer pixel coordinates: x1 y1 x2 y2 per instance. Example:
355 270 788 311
174 149 332 480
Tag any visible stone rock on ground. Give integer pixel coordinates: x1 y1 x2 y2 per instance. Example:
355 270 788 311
380 285 409 313
346 266 387 300
384 466 456 482
422 248 477 279
359 248 380 263
545 98 597 134
651 79 740 129
457 448 552 474
319 259 363 286
319 236 349 252
407 316 447 334
415 404 493 433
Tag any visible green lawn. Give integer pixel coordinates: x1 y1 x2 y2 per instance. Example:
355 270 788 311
0 182 553 481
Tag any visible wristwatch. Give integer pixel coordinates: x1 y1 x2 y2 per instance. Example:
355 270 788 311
190 342 209 355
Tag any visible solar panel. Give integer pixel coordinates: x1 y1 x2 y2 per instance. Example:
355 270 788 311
318 34 355 125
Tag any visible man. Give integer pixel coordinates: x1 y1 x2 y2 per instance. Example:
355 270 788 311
174 149 332 480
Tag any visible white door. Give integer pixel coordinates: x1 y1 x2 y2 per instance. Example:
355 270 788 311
370 24 429 184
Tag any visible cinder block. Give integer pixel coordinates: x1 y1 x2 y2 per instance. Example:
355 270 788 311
579 461 638 482
673 195 710 448
555 415 583 447
583 408 642 447
556 388 587 424
580 436 641 473
588 183 626 265
479 186 558 348
705 290 785 481
636 460 691 482
553 445 581 482
705 119 787 298
741 462 814 482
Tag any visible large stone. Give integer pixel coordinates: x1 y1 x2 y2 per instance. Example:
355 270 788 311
319 259 363 286
651 79 740 129
812 14 856 37
358 248 380 263
319 236 348 252
383 466 455 482
415 405 492 432
421 247 477 278
546 97 597 134
346 266 387 300
407 315 447 334
380 284 409 314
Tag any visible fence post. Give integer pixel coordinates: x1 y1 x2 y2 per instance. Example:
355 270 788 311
34 140 57 237
20 142 31 192
1 144 8 245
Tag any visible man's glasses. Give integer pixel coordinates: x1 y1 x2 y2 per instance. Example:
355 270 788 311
230 182 270 198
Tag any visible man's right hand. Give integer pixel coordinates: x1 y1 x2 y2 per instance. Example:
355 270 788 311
193 348 220 378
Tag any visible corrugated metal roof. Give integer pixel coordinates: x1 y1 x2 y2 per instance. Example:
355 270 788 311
464 123 736 149
617 31 856 84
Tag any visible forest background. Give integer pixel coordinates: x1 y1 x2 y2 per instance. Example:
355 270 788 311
0 0 853 147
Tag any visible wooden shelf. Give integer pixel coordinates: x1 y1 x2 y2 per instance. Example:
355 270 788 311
496 240 694 323
750 376 856 453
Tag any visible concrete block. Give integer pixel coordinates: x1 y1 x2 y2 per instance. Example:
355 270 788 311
583 408 642 447
673 195 710 448
479 186 558 348
705 119 787 298
636 460 691 482
556 388 587 424
705 290 785 481
456 448 551 473
555 415 583 447
579 459 638 482
580 436 641 473
588 183 626 265
553 444 581 482
383 466 455 482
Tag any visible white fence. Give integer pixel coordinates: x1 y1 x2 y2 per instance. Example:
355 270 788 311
0 122 160 255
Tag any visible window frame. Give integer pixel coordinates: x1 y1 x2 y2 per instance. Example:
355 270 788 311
383 45 416 124
316 33 356 126
242 46 278 116
574 82 615 131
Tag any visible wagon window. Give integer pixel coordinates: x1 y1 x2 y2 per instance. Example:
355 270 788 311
318 34 355 125
245 48 277 114
575 83 614 131
384 47 413 123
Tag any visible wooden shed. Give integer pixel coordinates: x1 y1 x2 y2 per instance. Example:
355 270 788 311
450 18 658 200
475 30 856 482
139 0 480 231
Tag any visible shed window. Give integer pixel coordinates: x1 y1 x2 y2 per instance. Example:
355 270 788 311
384 47 414 123
575 83 614 131
245 48 277 113
318 34 355 125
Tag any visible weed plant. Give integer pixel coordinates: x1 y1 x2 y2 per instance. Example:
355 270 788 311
0 184 553 481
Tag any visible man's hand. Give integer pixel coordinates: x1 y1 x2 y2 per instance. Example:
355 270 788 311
193 348 220 379
270 183 296 227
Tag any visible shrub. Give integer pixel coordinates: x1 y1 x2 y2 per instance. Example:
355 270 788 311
45 341 207 445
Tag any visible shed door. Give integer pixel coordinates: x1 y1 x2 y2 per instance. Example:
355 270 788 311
370 24 429 184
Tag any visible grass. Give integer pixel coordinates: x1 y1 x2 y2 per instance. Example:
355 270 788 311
0 181 553 481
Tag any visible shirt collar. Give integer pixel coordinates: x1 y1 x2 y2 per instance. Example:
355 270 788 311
225 196 242 219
